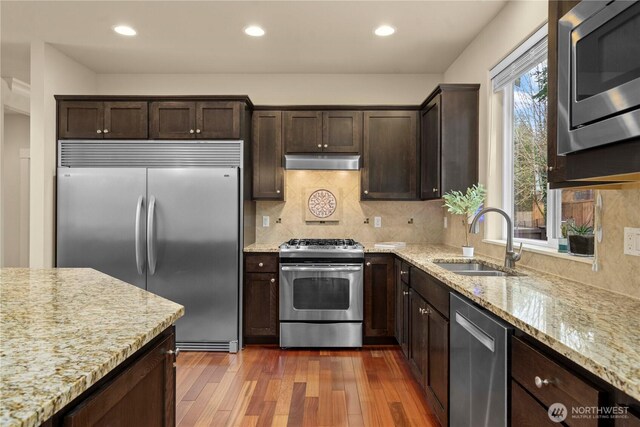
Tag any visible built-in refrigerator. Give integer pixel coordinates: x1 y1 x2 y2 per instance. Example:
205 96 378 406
57 140 245 352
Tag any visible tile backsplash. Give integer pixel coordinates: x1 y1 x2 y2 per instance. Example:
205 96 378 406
255 171 444 244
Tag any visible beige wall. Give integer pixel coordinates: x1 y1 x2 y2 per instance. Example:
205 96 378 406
255 171 444 245
30 42 96 267
96 73 442 105
2 113 29 266
441 1 640 297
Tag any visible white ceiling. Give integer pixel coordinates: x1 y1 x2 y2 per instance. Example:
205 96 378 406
1 0 507 79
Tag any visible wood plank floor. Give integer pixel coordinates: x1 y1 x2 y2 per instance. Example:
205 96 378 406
176 346 439 427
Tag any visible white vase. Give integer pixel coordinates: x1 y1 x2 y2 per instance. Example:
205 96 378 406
462 246 474 257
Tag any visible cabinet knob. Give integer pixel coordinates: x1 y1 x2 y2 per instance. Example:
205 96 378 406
400 270 407 275
166 348 180 357
317 144 322 148
270 278 275 283
534 376 551 388
276 190 281 194
364 190 369 195
103 129 109 134
324 144 328 148
190 129 195 134
96 129 102 134
403 291 409 296
196 129 201 134
258 262 264 267
433 188 438 193
548 166 554 171
366 262 371 266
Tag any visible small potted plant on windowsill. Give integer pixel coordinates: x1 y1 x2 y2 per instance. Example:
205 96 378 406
443 184 487 257
567 222 595 257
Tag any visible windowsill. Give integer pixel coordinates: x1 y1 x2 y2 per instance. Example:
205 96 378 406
482 239 594 265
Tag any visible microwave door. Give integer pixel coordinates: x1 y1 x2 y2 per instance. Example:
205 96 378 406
570 0 640 127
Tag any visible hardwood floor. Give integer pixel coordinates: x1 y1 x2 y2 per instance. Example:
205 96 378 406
176 346 439 427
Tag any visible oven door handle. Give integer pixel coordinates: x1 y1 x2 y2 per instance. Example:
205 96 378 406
280 266 362 272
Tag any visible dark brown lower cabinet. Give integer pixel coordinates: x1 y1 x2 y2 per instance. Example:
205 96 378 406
409 289 428 388
243 272 279 342
394 258 409 357
364 254 395 341
44 327 176 426
426 305 449 426
512 380 558 427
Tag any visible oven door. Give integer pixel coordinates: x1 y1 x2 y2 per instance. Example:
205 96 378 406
279 264 363 322
558 0 640 153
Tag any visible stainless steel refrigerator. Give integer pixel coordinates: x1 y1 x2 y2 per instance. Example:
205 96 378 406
57 140 244 352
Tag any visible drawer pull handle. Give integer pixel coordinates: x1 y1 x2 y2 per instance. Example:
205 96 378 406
534 376 551 388
167 348 180 357
403 291 409 296
258 262 264 267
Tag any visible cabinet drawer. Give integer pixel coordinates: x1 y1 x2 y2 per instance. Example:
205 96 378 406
399 261 410 285
409 268 449 319
245 254 278 273
511 380 558 427
512 337 603 427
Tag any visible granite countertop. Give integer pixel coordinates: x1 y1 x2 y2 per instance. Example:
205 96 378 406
0 268 185 427
244 242 640 400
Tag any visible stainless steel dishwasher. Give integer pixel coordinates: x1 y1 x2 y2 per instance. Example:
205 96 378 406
450 293 513 427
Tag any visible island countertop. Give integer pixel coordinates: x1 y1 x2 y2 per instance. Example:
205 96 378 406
244 242 640 400
0 268 184 427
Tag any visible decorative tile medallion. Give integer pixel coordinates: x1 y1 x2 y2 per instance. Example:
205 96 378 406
308 189 337 218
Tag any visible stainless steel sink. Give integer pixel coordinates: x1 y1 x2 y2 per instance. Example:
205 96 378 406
434 262 518 277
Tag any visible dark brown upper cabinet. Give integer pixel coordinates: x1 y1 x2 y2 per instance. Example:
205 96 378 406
59 101 148 139
362 110 418 200
252 111 284 200
150 101 241 139
420 84 479 200
283 110 362 154
322 111 362 153
284 111 323 153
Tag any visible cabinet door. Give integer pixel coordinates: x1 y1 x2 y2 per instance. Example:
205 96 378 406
63 329 176 427
362 111 418 200
252 111 284 200
104 101 148 139
364 255 395 338
420 98 441 200
59 101 104 139
150 101 196 139
394 259 410 357
409 290 428 387
511 380 558 427
322 111 362 153
426 305 449 426
196 101 241 139
284 111 323 153
244 273 278 338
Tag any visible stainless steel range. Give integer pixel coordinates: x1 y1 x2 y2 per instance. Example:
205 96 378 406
279 239 364 348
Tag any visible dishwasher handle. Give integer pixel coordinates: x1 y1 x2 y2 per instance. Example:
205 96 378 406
455 311 495 353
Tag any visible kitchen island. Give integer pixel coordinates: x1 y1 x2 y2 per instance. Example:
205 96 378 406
0 268 184 427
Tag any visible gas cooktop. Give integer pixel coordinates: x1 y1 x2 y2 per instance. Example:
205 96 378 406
279 238 364 259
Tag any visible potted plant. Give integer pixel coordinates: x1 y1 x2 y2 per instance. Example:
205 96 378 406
443 184 487 257
567 222 595 257
558 221 569 253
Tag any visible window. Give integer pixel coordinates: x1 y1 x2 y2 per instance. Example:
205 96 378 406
491 25 595 249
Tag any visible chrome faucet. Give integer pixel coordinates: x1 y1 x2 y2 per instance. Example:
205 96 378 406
469 207 523 269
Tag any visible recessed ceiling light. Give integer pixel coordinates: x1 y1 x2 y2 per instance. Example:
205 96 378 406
244 25 265 37
113 25 137 36
374 25 395 37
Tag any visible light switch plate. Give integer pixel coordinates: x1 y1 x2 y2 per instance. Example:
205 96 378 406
624 227 640 256
374 216 382 228
262 216 270 227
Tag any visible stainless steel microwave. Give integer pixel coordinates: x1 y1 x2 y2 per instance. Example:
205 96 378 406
558 0 640 154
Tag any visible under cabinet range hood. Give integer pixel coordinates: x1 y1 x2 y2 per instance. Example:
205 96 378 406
284 154 360 171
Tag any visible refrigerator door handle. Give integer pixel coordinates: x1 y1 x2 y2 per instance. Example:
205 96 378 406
147 195 157 275
135 195 145 275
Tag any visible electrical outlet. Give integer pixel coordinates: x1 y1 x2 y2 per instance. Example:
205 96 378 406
444 217 448 229
262 216 270 227
624 227 640 256
374 216 382 228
